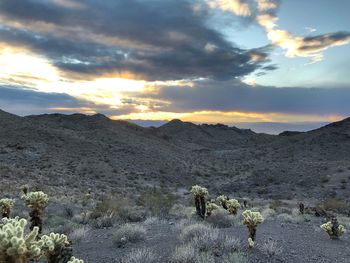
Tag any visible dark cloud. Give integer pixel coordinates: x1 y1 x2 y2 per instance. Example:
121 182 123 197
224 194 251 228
126 79 350 115
0 0 273 80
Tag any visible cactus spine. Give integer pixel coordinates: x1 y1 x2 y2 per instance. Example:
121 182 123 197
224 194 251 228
190 185 208 219
242 210 263 241
0 198 15 218
21 191 49 234
321 217 346 239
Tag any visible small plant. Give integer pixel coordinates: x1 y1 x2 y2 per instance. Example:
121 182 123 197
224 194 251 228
321 217 346 239
0 217 43 263
216 195 228 209
190 185 208 219
68 256 84 263
242 210 263 241
248 238 254 249
0 198 15 218
21 191 49 233
120 248 159 263
227 199 241 215
206 202 219 216
113 223 146 247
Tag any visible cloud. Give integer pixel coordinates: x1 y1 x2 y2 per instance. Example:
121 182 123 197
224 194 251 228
123 78 350 116
209 0 350 63
207 0 252 16
0 85 119 115
0 0 273 81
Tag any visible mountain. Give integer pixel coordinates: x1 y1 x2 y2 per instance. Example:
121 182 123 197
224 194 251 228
0 109 349 199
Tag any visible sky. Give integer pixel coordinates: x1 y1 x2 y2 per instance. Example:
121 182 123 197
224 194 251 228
0 0 350 133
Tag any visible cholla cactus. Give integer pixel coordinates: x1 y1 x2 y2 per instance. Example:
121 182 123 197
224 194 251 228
0 198 15 218
242 210 263 241
190 185 208 219
0 217 43 263
206 202 219 216
321 217 346 239
216 195 228 209
21 191 49 233
190 185 208 197
227 199 241 215
248 238 254 249
41 233 71 262
68 256 84 263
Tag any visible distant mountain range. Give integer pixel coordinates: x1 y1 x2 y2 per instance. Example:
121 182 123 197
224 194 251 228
127 119 329 134
0 109 349 199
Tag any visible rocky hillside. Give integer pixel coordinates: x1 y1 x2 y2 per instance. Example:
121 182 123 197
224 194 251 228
0 109 349 199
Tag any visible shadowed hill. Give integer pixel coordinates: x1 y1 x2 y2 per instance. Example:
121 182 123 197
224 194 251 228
0 109 349 199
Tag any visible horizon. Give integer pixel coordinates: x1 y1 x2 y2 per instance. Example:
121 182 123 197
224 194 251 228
1 107 334 134
1 0 350 130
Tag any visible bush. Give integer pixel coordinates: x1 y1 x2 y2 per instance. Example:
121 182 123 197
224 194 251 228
171 244 197 263
191 228 219 252
113 223 146 247
120 248 159 263
206 209 234 228
136 188 177 217
259 239 282 258
222 252 248 263
320 199 350 213
180 223 213 243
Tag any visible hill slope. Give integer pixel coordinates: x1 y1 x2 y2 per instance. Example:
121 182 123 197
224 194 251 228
0 109 349 199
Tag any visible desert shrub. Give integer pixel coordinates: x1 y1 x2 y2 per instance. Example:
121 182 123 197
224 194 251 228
169 204 193 219
170 244 197 263
113 223 146 247
143 217 167 225
206 209 234 228
222 252 248 263
69 226 90 243
260 207 276 220
91 194 133 219
120 248 159 263
91 211 115 228
180 223 213 243
259 239 282 258
191 228 219 252
320 198 350 213
137 188 177 217
62 206 74 219
276 209 311 224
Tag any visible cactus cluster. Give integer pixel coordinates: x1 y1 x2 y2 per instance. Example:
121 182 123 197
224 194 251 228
0 217 43 263
41 233 71 263
0 217 84 263
206 202 219 216
191 185 208 219
321 217 346 239
0 198 15 218
68 256 84 263
21 191 49 233
242 210 263 241
216 195 228 209
226 199 241 215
